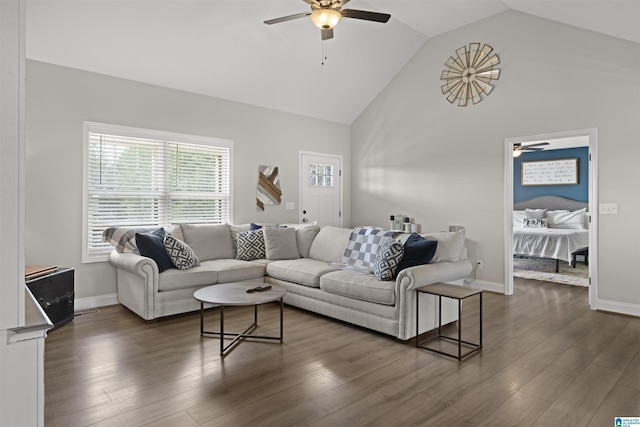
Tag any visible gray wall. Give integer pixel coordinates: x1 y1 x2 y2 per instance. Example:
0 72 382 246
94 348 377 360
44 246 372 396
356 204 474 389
25 60 350 301
351 11 640 308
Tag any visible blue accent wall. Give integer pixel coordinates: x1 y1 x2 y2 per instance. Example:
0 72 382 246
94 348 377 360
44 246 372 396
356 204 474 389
514 147 588 202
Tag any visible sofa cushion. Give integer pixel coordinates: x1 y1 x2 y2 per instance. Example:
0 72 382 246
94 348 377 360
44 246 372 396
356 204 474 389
263 227 300 260
181 223 234 261
319 270 396 305
158 266 218 291
295 225 320 258
267 258 339 288
202 259 266 283
374 240 404 281
164 234 200 271
308 226 352 263
135 228 174 273
236 229 265 261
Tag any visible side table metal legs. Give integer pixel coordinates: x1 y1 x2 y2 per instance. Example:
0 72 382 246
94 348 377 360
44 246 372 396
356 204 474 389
416 289 482 361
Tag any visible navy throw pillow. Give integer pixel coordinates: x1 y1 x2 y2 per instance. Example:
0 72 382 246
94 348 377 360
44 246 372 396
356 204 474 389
250 223 263 230
397 233 438 272
135 228 174 273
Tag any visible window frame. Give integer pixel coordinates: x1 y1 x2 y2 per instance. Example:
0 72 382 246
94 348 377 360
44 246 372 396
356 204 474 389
82 122 234 263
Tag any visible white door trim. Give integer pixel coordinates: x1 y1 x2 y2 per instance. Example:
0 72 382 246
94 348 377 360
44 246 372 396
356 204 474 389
299 150 343 227
504 128 598 309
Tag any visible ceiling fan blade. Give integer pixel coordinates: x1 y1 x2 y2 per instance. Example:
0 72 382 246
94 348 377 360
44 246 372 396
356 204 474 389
522 142 550 148
341 9 391 23
321 28 334 40
264 12 310 25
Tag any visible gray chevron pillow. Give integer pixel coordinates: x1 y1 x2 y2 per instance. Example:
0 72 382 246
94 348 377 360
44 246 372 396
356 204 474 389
164 234 200 271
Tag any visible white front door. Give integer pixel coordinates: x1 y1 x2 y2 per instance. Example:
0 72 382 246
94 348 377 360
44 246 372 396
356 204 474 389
299 151 342 228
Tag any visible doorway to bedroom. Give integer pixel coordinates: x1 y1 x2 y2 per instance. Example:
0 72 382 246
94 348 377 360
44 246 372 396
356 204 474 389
504 129 598 309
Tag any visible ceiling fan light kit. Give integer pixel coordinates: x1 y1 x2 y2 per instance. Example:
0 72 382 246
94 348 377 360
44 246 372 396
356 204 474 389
264 0 390 41
311 9 341 29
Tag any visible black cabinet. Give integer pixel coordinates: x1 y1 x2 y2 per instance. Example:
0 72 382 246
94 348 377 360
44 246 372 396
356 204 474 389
26 268 74 329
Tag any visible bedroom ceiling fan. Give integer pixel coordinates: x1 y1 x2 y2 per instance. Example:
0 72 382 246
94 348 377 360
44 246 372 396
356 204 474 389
513 142 550 157
264 0 391 41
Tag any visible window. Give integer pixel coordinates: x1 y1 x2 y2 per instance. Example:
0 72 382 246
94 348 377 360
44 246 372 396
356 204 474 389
83 122 233 262
309 163 334 187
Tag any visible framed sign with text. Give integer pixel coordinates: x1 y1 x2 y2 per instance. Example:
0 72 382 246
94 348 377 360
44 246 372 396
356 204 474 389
522 158 578 186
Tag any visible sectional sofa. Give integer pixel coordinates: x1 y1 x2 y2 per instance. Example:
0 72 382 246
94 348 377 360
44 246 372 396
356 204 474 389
107 223 472 340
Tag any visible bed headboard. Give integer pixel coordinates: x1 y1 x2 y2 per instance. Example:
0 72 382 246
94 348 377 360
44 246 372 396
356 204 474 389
513 195 588 211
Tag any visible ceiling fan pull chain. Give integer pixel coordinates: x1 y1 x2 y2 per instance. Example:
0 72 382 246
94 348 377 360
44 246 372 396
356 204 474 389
321 40 327 65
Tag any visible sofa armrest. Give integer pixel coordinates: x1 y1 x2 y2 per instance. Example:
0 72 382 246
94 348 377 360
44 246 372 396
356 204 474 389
396 259 473 292
395 259 473 340
109 251 159 279
109 251 159 319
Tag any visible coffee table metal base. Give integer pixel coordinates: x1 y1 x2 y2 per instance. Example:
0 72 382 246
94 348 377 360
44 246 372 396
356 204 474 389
200 299 284 357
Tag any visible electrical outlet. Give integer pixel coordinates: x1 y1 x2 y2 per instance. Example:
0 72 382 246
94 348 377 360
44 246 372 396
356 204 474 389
476 260 483 270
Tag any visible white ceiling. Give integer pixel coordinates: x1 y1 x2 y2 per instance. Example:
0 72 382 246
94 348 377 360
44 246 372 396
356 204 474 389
26 0 640 124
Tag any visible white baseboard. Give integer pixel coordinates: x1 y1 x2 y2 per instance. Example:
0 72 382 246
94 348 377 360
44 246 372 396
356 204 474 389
74 293 118 312
594 298 640 317
467 279 505 293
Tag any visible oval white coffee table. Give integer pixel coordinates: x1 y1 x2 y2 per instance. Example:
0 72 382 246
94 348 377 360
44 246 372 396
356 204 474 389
193 282 286 357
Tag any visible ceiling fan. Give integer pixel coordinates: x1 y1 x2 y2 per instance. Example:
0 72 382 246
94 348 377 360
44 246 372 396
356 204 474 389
513 142 550 157
264 0 391 40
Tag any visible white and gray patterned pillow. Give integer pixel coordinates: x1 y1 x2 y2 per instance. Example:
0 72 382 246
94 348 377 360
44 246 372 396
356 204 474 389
236 229 266 261
342 226 396 269
164 234 200 270
374 240 404 281
102 226 156 253
523 217 548 228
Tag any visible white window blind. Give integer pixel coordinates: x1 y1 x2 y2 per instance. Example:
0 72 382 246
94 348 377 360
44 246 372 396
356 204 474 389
83 122 232 262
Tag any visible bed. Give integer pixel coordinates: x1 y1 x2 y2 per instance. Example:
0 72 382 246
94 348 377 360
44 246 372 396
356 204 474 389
513 196 589 272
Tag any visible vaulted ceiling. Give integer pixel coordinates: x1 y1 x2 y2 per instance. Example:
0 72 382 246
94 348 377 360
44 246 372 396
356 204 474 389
26 0 640 124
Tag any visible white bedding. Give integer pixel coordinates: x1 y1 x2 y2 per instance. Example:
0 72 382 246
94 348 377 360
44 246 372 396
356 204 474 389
513 227 589 262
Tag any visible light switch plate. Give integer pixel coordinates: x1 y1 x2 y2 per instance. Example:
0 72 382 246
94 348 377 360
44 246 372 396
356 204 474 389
286 202 295 210
599 203 618 214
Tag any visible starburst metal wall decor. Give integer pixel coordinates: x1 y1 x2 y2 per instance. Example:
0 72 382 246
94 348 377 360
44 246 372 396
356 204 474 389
440 43 500 106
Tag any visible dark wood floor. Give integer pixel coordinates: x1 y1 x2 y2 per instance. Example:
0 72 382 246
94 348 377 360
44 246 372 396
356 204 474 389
44 278 640 426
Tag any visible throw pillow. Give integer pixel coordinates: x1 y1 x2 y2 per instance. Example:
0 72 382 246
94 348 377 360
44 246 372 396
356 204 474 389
525 208 547 220
341 226 396 269
164 234 200 270
135 228 174 273
263 227 300 260
422 231 464 262
523 217 548 228
103 226 156 253
547 208 586 229
397 233 438 272
236 229 266 261
374 240 404 280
